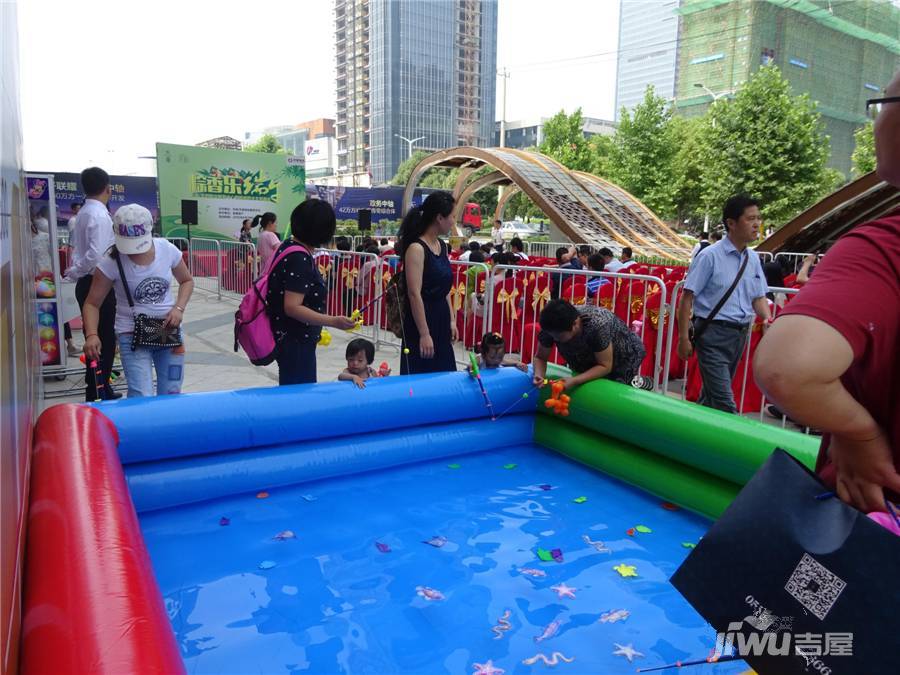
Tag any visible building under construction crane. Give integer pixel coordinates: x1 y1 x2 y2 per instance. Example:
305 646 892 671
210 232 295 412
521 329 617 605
334 0 497 185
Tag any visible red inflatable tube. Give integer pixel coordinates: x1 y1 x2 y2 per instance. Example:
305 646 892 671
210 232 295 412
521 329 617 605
21 404 184 675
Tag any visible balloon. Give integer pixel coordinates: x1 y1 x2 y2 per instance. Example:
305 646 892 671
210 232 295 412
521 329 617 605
39 312 55 327
39 327 56 341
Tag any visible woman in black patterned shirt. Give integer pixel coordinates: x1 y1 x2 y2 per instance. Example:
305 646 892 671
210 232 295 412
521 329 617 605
531 299 646 391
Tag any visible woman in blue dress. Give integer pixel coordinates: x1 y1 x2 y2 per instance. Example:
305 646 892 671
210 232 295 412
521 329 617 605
398 192 458 374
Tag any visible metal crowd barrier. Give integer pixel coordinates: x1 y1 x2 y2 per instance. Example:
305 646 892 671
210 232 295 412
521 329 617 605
774 251 822 274
316 249 382 345
661 280 811 433
479 264 668 390
186 238 222 299
524 241 572 258
220 241 257 296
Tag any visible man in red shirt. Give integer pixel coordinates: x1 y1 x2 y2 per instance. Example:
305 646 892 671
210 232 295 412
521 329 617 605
754 69 900 512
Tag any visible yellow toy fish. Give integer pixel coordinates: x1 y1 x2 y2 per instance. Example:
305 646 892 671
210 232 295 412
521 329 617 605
613 563 638 578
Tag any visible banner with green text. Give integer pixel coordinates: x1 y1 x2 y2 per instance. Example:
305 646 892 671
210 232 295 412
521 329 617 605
156 142 305 240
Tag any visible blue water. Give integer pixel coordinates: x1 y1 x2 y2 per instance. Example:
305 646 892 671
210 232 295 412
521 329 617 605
140 443 747 675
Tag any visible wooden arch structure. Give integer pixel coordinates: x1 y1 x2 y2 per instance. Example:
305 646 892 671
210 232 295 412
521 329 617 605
402 146 690 258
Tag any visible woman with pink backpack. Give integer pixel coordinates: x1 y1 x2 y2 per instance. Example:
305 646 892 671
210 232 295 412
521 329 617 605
262 200 355 385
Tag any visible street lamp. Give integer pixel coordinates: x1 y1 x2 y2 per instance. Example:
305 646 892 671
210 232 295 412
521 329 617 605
395 134 426 161
693 82 730 101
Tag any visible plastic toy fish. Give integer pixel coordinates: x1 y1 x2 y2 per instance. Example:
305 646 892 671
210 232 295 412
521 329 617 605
534 620 560 643
423 535 447 548
661 502 679 511
599 609 630 623
448 463 461 469
219 517 230 526
681 542 696 549
536 547 563 562
503 463 517 470
538 484 553 491
518 567 547 578
256 491 269 499
626 527 636 536
349 309 364 331
635 525 652 533
416 585 445 601
472 660 505 675
375 542 391 553
582 534 611 554
300 494 317 502
273 530 296 541
491 609 512 639
317 329 331 346
573 496 587 504
258 560 276 570
522 652 574 666
613 563 638 578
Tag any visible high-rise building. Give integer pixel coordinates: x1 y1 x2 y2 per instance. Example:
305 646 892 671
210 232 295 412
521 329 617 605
675 0 900 175
335 0 498 185
615 0 682 121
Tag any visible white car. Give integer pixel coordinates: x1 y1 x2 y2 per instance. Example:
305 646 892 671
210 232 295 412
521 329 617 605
500 221 539 240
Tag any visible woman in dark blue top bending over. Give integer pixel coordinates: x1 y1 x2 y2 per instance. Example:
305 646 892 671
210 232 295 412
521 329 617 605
399 191 458 374
268 200 356 385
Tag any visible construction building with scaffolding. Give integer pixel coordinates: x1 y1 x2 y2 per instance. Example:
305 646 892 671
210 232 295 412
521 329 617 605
674 0 900 176
334 0 497 185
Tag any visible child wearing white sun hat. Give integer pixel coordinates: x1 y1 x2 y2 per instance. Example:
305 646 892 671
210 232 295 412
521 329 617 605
82 204 195 397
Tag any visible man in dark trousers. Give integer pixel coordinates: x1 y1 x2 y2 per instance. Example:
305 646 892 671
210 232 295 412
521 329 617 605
64 167 118 400
676 194 770 413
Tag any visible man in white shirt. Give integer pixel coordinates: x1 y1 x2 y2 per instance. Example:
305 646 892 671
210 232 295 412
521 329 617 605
65 167 118 401
491 219 503 247
600 247 624 273
619 246 636 270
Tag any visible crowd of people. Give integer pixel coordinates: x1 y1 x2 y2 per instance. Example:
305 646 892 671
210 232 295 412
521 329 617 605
58 72 897 514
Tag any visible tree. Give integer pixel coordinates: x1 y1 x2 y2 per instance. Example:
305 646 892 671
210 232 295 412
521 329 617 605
243 133 285 154
587 133 615 179
851 122 875 178
670 116 708 229
697 65 832 228
539 108 594 172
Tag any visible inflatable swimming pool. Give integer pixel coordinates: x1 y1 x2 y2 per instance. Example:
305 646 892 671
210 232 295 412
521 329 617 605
22 370 818 674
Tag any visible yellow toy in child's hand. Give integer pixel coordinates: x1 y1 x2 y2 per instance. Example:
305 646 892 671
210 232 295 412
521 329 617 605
318 329 332 347
349 309 364 331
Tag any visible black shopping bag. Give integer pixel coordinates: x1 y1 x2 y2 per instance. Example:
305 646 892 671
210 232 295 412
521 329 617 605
671 448 900 675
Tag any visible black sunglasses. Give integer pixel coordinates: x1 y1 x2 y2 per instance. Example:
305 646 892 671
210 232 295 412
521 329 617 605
866 96 900 118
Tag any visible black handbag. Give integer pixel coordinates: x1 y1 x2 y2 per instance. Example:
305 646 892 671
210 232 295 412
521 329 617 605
671 448 900 675
689 252 750 345
114 249 183 350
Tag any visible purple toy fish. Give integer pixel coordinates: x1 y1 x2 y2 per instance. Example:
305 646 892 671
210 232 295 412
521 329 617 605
376 542 391 553
423 535 447 548
551 548 564 563
219 517 230 526
534 620 560 643
416 585 445 601
538 484 553 491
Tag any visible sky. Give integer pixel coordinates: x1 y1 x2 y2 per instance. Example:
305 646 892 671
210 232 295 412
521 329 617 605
18 0 620 175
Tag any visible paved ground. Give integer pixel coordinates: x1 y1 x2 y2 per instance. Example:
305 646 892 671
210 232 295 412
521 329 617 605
41 287 469 409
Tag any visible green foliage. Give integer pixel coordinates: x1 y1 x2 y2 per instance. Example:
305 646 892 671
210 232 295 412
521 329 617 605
606 86 679 219
851 122 875 178
243 133 285 154
670 116 708 227
539 108 594 172
696 65 834 227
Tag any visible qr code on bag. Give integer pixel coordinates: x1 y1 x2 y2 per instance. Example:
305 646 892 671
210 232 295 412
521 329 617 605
784 553 846 620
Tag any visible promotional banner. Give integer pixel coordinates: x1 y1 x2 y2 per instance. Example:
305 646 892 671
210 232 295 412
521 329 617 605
304 185 432 223
50 173 159 232
157 143 305 240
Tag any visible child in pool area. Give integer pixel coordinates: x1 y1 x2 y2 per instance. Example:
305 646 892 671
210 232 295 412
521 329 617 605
471 332 528 372
339 338 390 388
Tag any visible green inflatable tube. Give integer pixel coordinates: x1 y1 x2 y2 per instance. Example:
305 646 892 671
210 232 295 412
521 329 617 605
535 416 740 520
540 379 819 486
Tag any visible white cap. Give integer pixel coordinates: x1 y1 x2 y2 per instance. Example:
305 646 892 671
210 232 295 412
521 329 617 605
113 204 153 254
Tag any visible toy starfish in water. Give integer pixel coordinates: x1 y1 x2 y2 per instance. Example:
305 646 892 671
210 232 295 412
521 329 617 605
613 643 644 663
472 659 505 675
550 583 577 599
613 563 638 578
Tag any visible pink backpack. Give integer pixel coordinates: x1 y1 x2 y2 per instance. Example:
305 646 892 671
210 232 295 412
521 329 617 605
234 243 309 365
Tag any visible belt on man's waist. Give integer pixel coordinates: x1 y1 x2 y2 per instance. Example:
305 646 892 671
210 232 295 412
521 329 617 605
693 317 749 331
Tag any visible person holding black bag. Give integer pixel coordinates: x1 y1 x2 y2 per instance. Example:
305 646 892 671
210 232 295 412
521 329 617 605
676 195 770 413
83 204 194 398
